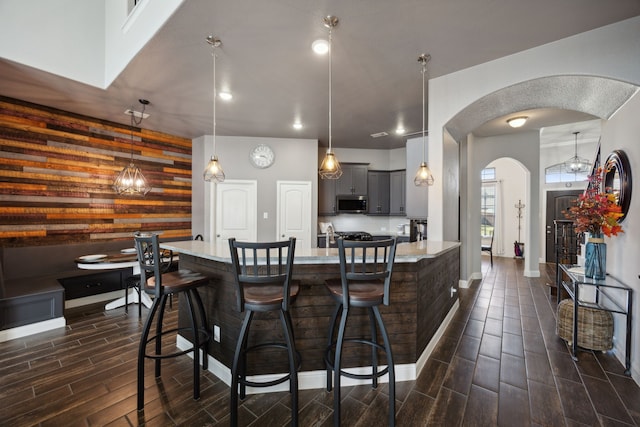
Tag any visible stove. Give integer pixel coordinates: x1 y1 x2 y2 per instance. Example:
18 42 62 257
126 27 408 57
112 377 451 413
336 231 373 241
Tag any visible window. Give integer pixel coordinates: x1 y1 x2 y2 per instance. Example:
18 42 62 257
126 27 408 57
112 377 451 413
481 168 496 237
545 163 588 184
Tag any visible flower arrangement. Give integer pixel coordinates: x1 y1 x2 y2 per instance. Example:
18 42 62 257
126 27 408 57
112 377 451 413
565 166 624 237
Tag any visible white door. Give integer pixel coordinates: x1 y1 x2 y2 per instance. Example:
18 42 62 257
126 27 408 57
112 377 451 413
214 180 258 243
277 181 312 248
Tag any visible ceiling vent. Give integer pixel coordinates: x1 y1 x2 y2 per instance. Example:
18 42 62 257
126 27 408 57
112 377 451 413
370 131 389 138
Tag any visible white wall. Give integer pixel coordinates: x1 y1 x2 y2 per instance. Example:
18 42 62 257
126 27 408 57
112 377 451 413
599 92 640 382
0 0 183 88
485 158 528 259
193 135 318 242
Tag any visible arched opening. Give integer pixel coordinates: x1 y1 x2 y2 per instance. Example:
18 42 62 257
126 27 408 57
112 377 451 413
445 75 637 281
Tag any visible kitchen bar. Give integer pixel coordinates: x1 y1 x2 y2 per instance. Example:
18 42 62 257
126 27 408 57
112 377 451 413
161 239 461 390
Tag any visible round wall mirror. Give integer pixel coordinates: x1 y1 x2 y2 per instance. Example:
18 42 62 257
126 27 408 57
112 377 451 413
604 150 632 222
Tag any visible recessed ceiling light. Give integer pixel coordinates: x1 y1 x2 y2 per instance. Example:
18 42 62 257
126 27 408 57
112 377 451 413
293 122 303 130
395 127 405 135
312 39 329 55
507 116 528 128
219 91 233 101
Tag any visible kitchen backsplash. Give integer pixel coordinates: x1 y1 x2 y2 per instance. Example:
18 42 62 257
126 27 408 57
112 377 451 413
318 215 409 235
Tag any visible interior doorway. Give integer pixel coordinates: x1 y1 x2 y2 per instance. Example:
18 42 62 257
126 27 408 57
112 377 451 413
544 189 583 262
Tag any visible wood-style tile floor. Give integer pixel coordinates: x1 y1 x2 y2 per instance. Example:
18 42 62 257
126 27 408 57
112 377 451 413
1 257 638 426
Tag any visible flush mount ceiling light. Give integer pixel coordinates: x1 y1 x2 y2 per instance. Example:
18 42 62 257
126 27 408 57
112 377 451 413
203 35 225 183
312 39 329 55
113 99 152 196
564 131 591 173
507 116 528 128
318 15 342 180
414 54 434 187
218 91 233 101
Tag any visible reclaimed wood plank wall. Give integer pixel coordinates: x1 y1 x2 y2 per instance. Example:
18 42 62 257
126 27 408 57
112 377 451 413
0 96 193 247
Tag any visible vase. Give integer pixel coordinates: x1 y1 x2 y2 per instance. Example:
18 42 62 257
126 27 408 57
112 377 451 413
585 235 606 280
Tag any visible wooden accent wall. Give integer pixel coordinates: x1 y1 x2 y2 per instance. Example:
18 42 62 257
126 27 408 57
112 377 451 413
0 96 192 247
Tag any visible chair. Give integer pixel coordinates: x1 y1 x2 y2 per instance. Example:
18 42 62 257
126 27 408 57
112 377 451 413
125 247 175 317
134 233 210 411
325 237 398 426
481 232 494 267
228 237 299 427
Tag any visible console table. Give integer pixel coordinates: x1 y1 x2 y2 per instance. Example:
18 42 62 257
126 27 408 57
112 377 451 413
557 264 632 376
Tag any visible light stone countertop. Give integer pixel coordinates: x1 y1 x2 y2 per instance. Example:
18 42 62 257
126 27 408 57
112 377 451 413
161 239 460 265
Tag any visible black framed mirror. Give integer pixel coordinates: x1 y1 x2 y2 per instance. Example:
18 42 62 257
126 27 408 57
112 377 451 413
604 150 632 222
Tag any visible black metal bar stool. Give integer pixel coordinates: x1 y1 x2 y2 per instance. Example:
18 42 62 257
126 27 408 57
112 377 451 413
324 237 398 426
228 237 300 427
134 233 210 411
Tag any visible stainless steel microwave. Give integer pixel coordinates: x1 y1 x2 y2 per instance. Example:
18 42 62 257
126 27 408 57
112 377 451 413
336 195 368 213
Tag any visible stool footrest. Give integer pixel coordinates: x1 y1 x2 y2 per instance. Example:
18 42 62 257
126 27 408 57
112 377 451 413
237 341 301 389
144 327 210 360
325 337 390 381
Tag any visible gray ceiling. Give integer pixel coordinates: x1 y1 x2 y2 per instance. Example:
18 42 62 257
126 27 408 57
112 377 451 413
1 0 639 149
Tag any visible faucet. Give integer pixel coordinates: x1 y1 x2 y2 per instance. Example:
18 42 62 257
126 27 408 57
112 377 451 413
326 225 335 248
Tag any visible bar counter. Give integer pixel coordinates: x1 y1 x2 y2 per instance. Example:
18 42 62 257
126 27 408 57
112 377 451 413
161 239 461 389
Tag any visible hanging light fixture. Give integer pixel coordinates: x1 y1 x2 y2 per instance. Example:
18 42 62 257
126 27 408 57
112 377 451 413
203 35 225 182
318 15 342 180
564 131 590 173
113 99 152 196
414 54 434 186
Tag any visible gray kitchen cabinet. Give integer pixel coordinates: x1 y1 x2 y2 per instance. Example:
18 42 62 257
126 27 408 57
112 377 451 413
318 178 337 215
389 170 406 215
367 171 390 215
336 163 368 195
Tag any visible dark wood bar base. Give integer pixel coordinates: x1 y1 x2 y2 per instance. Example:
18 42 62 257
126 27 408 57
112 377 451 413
176 246 460 385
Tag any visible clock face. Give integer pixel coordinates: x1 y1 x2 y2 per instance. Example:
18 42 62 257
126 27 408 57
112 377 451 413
249 144 275 169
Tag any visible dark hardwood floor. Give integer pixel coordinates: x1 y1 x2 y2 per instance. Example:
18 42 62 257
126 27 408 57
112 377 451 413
1 257 638 426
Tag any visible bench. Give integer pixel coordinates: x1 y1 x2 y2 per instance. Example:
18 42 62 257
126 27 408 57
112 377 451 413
0 241 133 341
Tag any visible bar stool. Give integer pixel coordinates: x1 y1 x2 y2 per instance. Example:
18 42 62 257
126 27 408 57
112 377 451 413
324 237 398 426
228 237 300 427
134 233 210 411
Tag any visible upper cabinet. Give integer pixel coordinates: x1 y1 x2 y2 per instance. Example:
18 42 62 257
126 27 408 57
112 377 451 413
318 178 337 216
389 170 406 216
336 163 368 195
367 171 390 215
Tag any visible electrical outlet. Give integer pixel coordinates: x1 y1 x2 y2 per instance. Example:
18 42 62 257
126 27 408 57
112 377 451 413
213 325 221 342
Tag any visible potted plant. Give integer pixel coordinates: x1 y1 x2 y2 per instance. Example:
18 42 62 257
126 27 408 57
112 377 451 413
564 166 623 279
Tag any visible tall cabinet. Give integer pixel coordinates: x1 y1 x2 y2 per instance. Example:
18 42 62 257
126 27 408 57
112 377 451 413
389 170 406 215
367 171 390 215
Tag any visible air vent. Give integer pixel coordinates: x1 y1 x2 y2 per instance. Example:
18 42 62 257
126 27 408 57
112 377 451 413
370 131 389 138
124 109 150 119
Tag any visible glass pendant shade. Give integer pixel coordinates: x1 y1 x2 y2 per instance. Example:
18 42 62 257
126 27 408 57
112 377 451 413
564 131 590 173
414 161 434 186
319 149 342 179
414 54 434 187
203 36 225 183
319 16 342 180
113 162 152 195
113 99 151 196
203 155 225 182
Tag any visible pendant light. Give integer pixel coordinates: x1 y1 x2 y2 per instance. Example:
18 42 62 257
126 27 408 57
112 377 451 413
113 99 152 196
564 131 590 174
318 15 342 180
414 54 434 186
203 35 225 182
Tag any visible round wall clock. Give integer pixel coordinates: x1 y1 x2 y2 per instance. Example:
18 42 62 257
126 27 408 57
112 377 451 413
249 144 275 169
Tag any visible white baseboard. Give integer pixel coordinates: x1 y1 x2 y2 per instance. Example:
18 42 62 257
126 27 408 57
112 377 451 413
0 317 66 342
177 299 460 393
